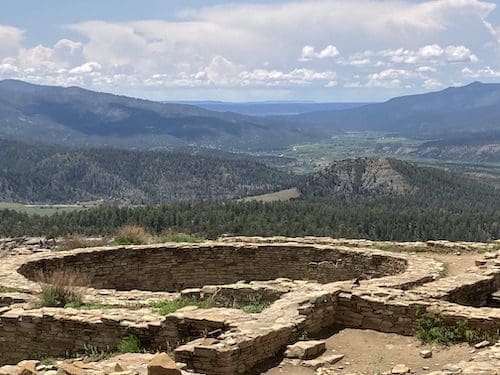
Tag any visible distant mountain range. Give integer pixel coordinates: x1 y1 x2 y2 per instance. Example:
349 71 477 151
289 81 500 140
171 101 368 116
0 79 319 151
1 79 500 153
0 139 298 204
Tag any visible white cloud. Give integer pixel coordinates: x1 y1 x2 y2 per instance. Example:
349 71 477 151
445 45 479 62
416 66 438 73
418 44 444 58
0 0 498 99
376 44 477 65
366 69 413 88
300 45 340 61
462 66 500 78
423 78 444 89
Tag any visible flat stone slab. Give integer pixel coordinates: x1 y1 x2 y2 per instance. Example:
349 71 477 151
285 340 326 360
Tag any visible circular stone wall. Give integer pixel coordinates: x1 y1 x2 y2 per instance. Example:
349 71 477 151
18 243 408 292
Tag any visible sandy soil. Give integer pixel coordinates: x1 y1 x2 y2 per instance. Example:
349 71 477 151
415 251 480 276
264 329 474 375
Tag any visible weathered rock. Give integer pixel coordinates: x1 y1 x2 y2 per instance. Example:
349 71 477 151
17 360 38 375
474 341 491 349
0 365 19 375
420 350 432 359
285 340 326 360
57 363 85 375
391 364 410 374
147 353 181 375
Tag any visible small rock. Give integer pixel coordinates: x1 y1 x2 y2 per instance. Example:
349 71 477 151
285 340 326 360
114 363 126 372
147 353 181 375
420 350 433 359
391 364 410 374
423 366 430 370
442 364 462 374
474 341 491 349
57 363 84 375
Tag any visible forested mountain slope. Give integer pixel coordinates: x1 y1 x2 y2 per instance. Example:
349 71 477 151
301 157 500 208
0 80 317 151
0 140 298 204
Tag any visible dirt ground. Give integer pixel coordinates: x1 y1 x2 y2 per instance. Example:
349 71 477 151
264 329 474 375
418 251 480 276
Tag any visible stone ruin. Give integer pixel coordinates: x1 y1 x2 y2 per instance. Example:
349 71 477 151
0 237 499 374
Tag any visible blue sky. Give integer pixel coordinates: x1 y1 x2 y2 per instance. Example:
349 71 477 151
1 0 500 102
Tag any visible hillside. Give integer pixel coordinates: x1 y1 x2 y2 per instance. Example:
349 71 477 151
301 157 500 207
0 140 298 204
289 82 500 140
0 80 317 151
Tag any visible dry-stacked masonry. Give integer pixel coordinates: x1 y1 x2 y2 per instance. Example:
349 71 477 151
0 239 498 374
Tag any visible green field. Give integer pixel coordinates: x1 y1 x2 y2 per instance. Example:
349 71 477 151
277 132 422 173
0 201 101 216
239 188 301 202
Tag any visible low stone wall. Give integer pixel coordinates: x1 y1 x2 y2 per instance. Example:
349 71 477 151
17 243 408 292
0 239 498 375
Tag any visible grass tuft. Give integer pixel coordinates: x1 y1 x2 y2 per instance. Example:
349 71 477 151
159 230 203 243
0 285 22 293
36 270 87 308
151 296 271 315
112 225 152 245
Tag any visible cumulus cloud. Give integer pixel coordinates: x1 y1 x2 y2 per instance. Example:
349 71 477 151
299 45 340 61
376 44 478 65
423 78 444 89
0 0 498 99
366 69 413 88
462 66 500 78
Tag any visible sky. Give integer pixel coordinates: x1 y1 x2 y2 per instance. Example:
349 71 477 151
1 0 500 102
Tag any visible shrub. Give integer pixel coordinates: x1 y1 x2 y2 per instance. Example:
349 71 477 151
235 298 271 314
415 312 499 345
151 297 213 315
117 335 143 353
112 225 152 245
151 296 271 315
36 270 87 308
159 229 203 243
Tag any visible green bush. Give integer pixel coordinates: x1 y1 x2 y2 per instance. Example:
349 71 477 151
415 312 499 345
151 296 271 315
117 335 142 353
151 297 214 315
159 231 203 243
